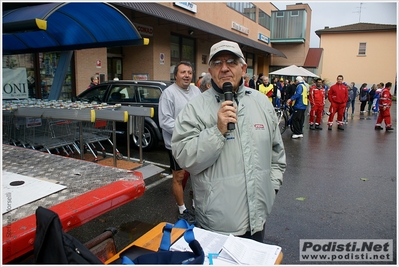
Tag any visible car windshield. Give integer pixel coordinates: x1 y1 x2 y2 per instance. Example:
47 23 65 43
78 85 108 102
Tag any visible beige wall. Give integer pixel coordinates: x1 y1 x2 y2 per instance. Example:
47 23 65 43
319 31 397 87
272 43 308 66
74 48 107 95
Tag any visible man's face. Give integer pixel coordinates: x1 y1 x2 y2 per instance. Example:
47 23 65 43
316 80 323 87
337 76 343 84
175 64 193 89
263 77 269 84
208 52 247 91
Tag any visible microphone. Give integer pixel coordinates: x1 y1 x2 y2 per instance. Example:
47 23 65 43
223 82 235 131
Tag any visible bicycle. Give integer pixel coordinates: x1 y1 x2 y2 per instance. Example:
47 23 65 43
275 103 291 134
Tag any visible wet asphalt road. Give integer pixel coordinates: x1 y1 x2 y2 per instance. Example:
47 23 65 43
69 101 397 264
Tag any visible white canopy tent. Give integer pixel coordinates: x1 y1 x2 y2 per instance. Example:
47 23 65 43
269 65 319 78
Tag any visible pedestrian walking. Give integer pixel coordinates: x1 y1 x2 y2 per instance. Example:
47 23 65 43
344 84 354 124
308 78 325 130
286 76 308 138
199 73 212 92
158 61 201 224
87 75 99 89
372 82 384 113
259 76 274 103
196 72 206 87
249 75 256 89
327 75 348 131
359 83 370 113
368 84 377 112
255 73 263 91
349 82 358 116
375 82 394 131
244 74 250 87
171 40 286 242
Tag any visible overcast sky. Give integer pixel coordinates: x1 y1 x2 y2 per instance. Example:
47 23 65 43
272 1 397 48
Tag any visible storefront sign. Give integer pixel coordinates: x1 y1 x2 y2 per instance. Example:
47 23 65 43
232 21 249 35
132 74 149 80
174 2 197 13
258 33 270 44
134 23 153 36
2 68 29 99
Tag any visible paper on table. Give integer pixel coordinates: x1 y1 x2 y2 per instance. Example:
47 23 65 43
222 234 281 265
170 226 228 254
170 227 281 265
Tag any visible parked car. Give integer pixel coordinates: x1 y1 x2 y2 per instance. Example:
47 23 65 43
75 80 173 151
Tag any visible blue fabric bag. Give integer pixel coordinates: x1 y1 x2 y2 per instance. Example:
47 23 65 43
121 220 204 265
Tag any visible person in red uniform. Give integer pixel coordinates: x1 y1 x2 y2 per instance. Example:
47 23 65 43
309 78 325 130
375 82 394 131
327 75 348 131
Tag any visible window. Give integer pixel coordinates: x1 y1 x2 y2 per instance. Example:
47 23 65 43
137 86 162 103
276 11 284 18
258 9 271 29
227 2 256 21
79 85 108 102
358 42 367 55
107 85 136 102
291 10 299 17
271 9 307 40
170 35 195 82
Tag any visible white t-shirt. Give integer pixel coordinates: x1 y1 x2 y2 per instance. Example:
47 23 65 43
158 83 201 150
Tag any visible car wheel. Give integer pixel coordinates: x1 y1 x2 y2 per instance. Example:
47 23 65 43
131 123 158 151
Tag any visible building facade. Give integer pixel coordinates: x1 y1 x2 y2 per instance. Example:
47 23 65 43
315 23 397 87
3 2 315 99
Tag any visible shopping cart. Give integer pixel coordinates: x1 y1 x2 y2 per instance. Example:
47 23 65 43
74 119 123 162
22 118 78 156
2 111 18 146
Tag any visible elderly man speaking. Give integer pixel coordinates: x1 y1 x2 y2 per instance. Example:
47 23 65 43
171 40 286 242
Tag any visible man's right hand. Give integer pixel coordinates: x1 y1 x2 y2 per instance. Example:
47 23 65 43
217 101 236 135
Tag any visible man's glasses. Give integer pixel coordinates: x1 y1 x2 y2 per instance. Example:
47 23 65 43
210 58 239 68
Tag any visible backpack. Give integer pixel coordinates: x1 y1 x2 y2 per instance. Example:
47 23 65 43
34 206 103 264
118 220 204 265
360 89 369 101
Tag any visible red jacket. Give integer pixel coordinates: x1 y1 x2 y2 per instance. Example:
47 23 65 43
328 83 348 104
309 85 325 106
379 87 392 108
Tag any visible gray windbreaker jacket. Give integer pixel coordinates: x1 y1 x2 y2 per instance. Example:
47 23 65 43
171 82 286 236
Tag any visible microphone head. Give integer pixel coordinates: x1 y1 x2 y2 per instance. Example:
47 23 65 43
222 82 233 93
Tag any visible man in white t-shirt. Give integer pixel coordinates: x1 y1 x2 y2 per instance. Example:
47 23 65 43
159 61 201 224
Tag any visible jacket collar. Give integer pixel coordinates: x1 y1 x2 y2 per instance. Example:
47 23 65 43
211 78 244 96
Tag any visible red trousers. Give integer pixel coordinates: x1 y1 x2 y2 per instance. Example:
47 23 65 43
328 102 346 126
376 107 392 128
309 104 324 125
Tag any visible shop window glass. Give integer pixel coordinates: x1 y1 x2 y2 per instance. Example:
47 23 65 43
3 54 35 99
170 35 195 82
39 52 73 100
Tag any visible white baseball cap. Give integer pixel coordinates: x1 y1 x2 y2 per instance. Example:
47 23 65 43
208 40 245 64
200 72 207 78
296 76 304 82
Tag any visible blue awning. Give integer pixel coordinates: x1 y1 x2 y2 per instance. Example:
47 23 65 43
2 3 146 55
